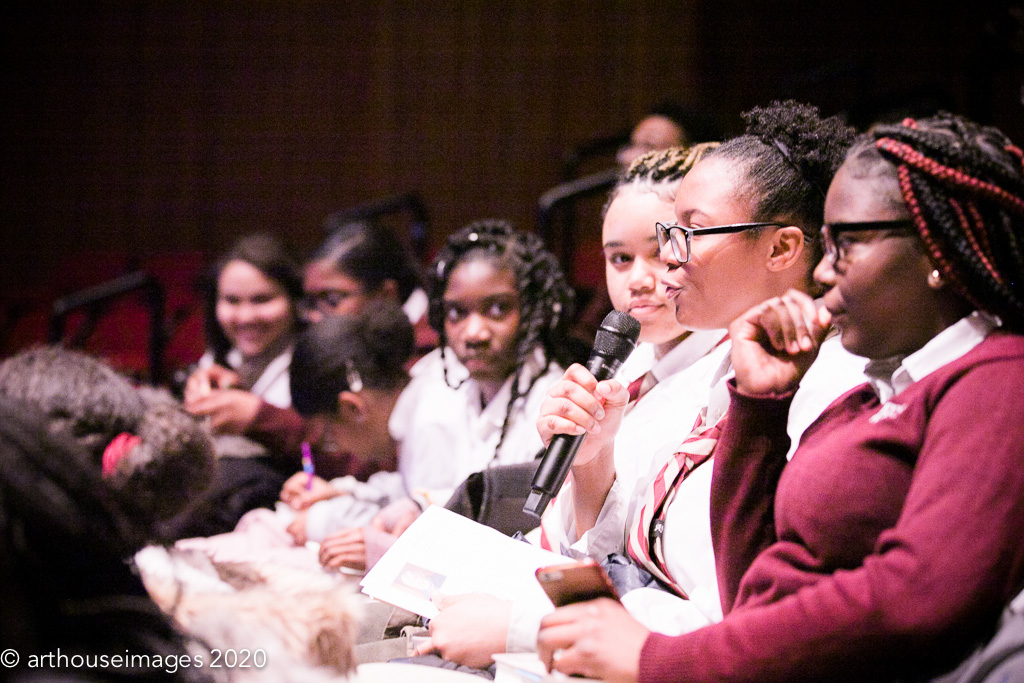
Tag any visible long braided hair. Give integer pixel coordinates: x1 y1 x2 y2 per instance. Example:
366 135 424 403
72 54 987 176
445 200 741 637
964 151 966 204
852 113 1024 330
428 219 575 459
705 100 857 267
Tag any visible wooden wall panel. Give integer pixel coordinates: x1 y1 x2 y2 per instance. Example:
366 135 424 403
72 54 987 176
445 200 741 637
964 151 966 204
1 1 1019 354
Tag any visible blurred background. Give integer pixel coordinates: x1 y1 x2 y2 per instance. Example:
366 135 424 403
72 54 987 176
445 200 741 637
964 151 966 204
2 1 1022 383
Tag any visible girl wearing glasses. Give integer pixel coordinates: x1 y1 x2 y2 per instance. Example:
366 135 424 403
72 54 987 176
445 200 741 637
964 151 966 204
532 100 869 678
410 144 731 670
183 223 434 517
540 113 1024 681
239 219 436 481
301 218 436 356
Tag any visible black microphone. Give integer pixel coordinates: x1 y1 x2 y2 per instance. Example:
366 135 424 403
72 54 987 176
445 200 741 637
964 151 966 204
523 310 641 518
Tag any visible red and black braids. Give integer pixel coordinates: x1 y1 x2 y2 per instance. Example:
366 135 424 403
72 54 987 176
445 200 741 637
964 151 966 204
871 113 1024 329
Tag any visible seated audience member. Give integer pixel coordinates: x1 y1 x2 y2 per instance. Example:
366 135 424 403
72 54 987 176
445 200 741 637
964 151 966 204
537 113 1024 681
176 232 306 537
440 144 723 538
176 302 416 568
0 345 215 545
188 232 304 422
0 398 213 683
302 218 435 355
188 221 433 482
416 101 868 670
409 142 725 669
616 99 723 168
308 220 578 571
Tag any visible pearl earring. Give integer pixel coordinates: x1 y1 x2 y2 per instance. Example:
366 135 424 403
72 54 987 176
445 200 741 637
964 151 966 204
927 269 944 289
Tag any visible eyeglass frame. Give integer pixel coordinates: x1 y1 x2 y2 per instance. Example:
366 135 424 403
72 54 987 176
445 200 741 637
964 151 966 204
820 220 915 266
655 221 787 264
299 288 361 317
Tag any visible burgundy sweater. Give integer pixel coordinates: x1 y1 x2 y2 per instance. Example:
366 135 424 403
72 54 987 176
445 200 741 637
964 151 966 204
245 402 396 482
640 332 1024 682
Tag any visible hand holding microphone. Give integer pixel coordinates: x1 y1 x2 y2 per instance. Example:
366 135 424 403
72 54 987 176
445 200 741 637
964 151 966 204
524 311 640 517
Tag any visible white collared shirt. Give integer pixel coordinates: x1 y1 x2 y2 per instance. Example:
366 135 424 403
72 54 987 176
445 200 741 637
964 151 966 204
389 346 562 505
865 311 998 404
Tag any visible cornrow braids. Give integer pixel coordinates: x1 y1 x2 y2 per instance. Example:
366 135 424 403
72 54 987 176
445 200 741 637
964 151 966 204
706 100 856 263
604 143 722 215
429 219 575 460
869 113 1024 329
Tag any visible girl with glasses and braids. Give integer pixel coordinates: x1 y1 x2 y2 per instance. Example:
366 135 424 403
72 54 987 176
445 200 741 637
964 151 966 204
540 113 1024 682
307 220 577 571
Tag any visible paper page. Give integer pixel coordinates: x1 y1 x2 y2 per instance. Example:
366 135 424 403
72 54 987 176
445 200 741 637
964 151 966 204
491 653 600 683
360 506 567 619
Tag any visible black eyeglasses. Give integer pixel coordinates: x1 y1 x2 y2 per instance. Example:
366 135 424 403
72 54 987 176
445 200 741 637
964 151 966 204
655 221 785 264
300 289 359 316
820 220 915 265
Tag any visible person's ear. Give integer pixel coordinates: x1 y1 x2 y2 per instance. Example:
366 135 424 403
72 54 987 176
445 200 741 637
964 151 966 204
337 391 367 424
766 226 806 272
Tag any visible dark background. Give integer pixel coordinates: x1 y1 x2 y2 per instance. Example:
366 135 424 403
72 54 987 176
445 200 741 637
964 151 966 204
2 1 1022 378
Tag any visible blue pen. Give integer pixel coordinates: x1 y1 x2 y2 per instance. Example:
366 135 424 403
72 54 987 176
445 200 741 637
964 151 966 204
301 441 315 490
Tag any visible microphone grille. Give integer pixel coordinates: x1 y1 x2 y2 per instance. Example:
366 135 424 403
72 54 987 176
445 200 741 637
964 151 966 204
592 310 641 358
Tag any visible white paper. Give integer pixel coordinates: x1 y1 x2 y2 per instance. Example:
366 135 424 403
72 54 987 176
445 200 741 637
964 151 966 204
492 653 600 683
360 506 567 619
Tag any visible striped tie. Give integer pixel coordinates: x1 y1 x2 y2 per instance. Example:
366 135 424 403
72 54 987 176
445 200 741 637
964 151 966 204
626 409 725 596
626 370 656 405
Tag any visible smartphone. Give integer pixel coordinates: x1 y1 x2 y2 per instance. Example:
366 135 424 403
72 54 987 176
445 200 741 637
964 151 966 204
535 558 620 607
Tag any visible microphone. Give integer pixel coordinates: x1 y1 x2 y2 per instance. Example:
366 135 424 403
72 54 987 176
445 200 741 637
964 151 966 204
523 310 641 518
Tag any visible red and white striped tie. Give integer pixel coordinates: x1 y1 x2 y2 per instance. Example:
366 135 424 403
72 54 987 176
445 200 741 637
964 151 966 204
626 408 725 596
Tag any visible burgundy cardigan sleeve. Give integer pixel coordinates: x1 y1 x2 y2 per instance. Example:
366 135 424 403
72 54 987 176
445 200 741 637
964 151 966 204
244 400 307 468
710 382 794 614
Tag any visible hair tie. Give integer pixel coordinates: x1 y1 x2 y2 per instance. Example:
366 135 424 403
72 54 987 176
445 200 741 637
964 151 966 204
102 432 142 477
769 137 826 199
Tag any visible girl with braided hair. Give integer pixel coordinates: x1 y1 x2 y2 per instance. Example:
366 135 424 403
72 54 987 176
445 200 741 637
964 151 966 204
309 220 575 571
539 113 1024 682
408 144 736 671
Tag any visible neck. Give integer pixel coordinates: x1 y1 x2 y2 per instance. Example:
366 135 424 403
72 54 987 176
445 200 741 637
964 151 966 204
344 385 405 466
653 331 691 361
477 377 506 407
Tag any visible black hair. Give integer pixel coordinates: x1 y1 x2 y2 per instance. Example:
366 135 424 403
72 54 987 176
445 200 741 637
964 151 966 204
0 345 215 546
310 219 425 303
858 113 1024 329
0 397 213 682
290 302 415 417
705 99 857 266
202 232 304 365
428 219 575 457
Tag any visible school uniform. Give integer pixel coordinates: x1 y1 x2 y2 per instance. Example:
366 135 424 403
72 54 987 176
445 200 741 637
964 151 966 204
508 332 868 652
641 313 1024 682
303 346 562 541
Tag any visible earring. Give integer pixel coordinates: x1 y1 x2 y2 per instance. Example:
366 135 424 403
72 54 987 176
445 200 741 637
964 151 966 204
927 269 944 289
